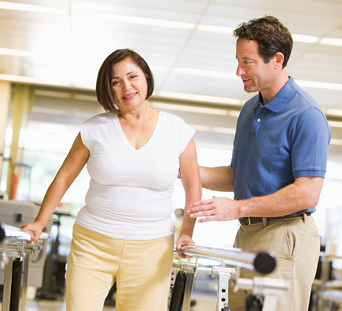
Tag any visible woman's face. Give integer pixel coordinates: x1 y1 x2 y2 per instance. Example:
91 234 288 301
111 58 148 111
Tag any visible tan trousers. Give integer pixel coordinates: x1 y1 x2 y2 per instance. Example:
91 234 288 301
228 214 320 311
65 224 174 311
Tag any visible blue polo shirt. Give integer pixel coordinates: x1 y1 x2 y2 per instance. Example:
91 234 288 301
231 77 331 215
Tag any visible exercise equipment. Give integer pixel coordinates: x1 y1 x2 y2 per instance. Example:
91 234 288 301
170 245 291 311
0 223 48 311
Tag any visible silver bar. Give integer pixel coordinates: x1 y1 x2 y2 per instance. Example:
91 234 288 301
182 271 195 311
0 223 49 245
2 257 13 311
184 245 276 275
0 223 31 244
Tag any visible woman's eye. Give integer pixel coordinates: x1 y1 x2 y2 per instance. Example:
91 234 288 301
129 75 137 79
112 80 119 86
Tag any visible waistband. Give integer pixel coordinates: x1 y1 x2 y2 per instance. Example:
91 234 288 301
238 212 312 226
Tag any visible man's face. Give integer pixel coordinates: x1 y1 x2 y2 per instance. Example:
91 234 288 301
235 38 275 94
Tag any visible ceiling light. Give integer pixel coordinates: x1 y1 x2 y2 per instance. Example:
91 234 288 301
172 67 238 79
296 79 342 91
76 11 195 29
188 124 235 135
197 24 234 34
211 127 236 134
328 121 342 128
0 48 32 57
330 138 342 146
150 102 230 116
154 91 243 106
292 34 319 44
0 1 67 14
324 108 342 117
189 124 212 132
319 37 342 47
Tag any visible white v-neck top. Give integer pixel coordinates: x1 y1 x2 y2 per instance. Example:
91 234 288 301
76 111 195 240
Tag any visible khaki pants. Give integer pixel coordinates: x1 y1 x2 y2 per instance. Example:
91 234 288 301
65 224 174 311
228 214 320 311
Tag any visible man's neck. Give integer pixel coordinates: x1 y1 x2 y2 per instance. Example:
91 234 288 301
261 70 289 105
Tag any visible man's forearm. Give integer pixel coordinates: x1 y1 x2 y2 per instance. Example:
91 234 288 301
200 166 234 192
239 176 324 218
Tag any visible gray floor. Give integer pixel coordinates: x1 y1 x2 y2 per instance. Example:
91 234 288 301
1 293 217 311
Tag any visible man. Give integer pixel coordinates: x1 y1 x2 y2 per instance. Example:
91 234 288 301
183 16 331 311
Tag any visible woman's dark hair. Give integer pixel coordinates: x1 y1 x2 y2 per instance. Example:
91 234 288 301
96 49 154 112
233 16 293 68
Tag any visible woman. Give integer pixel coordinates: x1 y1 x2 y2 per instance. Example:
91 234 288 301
22 49 201 310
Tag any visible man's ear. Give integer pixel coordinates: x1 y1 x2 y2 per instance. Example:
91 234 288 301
273 52 285 69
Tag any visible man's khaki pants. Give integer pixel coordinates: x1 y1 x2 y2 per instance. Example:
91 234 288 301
228 214 320 311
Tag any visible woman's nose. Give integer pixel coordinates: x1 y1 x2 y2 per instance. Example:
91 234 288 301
122 79 132 90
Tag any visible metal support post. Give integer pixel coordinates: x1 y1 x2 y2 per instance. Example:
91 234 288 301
2 256 14 311
181 271 195 311
216 270 230 311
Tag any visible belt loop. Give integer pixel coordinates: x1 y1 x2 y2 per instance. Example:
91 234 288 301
248 217 251 226
262 217 268 227
302 213 307 223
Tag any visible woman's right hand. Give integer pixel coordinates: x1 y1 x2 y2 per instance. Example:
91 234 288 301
21 220 44 244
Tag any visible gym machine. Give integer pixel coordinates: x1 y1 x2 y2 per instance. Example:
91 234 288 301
0 223 48 311
169 245 291 311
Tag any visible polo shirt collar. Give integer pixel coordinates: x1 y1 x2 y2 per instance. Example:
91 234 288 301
256 76 297 113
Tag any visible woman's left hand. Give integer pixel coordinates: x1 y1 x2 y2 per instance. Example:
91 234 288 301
175 234 195 259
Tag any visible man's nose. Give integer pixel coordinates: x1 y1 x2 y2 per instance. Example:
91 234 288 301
236 64 244 76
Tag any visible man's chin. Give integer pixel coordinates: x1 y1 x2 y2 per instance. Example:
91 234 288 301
244 86 255 93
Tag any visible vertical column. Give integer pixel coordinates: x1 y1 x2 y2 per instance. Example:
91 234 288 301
6 84 35 199
0 81 11 188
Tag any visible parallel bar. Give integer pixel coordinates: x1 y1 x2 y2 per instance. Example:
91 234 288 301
0 223 49 245
184 245 276 275
0 224 31 244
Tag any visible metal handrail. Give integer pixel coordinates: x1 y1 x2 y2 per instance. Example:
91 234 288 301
184 245 276 275
0 223 48 245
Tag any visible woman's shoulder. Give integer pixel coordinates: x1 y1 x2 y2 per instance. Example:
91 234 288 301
81 111 115 126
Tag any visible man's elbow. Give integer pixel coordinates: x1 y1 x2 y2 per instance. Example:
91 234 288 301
304 192 321 209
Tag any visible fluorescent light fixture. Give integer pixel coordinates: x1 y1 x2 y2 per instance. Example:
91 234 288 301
154 91 243 106
330 138 342 146
212 127 236 135
328 121 342 128
150 65 170 72
292 34 319 44
0 48 32 57
296 79 342 91
0 1 67 14
0 73 73 88
319 37 342 47
197 24 234 34
188 124 235 135
151 102 231 116
324 108 342 117
35 90 72 98
189 124 212 132
76 11 195 30
172 67 239 80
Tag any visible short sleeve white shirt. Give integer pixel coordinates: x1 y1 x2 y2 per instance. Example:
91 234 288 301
75 111 195 240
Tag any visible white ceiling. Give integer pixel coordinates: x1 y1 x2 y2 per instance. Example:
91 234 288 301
1 0 342 155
